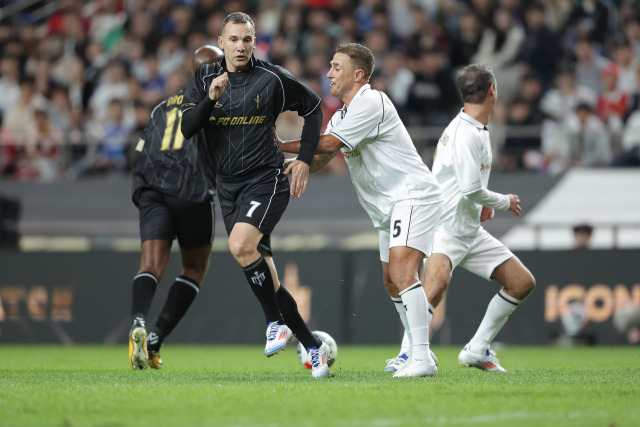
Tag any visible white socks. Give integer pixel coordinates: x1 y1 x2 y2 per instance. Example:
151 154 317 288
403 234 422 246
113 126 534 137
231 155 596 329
392 296 412 355
468 290 521 354
399 282 431 361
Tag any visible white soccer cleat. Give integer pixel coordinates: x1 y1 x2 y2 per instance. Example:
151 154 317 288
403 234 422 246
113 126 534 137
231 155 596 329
307 342 331 378
384 353 409 373
385 349 437 373
264 321 292 357
129 326 148 370
392 357 438 378
458 344 506 372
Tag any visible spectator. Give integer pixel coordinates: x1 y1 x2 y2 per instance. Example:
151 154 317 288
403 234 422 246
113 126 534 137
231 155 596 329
405 49 459 127
573 223 593 248
567 102 612 167
597 63 628 143
448 11 482 70
3 76 44 145
572 36 610 94
624 19 640 61
93 98 134 174
541 0 573 33
519 2 563 86
471 7 525 100
611 38 638 96
0 56 21 120
500 97 542 171
534 67 597 174
564 0 612 46
12 107 63 182
89 59 130 123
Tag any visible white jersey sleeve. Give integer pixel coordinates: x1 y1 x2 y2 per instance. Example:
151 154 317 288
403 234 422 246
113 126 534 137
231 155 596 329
453 134 509 210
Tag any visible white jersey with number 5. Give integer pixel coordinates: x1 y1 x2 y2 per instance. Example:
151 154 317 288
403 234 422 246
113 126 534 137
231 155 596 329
325 84 442 228
433 109 510 237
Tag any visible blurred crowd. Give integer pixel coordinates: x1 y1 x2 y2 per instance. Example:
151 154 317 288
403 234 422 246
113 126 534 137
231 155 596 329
1 0 640 182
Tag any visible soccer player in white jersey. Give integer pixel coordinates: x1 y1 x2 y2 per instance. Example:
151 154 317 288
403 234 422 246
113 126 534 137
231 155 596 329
391 63 536 372
277 43 443 378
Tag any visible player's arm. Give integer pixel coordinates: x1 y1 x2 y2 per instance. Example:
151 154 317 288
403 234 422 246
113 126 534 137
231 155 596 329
181 67 228 139
276 65 323 199
277 133 343 155
452 135 516 213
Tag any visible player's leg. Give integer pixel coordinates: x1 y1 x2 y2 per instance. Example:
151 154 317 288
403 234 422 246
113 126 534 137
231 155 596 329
459 230 535 371
218 173 290 355
145 195 215 369
264 255 328 377
386 203 442 377
388 246 437 377
130 190 174 369
379 229 412 372
229 222 291 356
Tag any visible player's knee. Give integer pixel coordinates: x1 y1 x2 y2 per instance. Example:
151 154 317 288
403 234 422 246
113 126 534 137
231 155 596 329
181 268 205 284
139 265 164 282
388 266 417 289
228 237 254 261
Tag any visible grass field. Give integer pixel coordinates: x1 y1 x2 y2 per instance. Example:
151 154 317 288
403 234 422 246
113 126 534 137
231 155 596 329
1 345 638 427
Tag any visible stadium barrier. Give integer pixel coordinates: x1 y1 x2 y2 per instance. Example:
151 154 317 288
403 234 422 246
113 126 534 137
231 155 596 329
0 249 637 345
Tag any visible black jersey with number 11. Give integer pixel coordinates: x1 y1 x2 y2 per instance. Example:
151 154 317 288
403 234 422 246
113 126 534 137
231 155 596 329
132 90 216 206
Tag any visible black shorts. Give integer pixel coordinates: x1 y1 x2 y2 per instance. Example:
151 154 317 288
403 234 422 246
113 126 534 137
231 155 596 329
217 168 289 254
138 189 215 248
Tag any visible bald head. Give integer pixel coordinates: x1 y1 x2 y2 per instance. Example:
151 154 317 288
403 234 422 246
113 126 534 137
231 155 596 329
192 45 224 74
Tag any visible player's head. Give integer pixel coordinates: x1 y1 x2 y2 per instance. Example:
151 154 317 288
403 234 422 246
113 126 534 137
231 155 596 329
191 45 224 75
328 43 375 100
219 12 256 73
456 64 497 105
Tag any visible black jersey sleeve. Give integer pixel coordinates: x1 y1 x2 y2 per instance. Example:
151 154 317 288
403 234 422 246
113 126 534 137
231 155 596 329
181 65 216 139
274 65 322 165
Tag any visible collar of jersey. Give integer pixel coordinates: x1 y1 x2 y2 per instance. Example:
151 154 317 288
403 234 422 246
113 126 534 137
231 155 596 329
458 108 487 131
340 83 371 114
221 55 256 73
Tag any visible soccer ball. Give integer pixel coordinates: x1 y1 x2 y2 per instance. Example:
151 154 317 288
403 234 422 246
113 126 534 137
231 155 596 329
296 330 338 369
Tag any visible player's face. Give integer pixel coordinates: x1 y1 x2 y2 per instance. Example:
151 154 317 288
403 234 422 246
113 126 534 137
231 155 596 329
327 53 356 100
218 22 255 73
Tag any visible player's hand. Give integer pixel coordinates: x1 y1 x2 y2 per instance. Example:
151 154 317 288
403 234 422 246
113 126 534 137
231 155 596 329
209 72 228 101
283 157 297 168
507 194 521 217
480 206 494 222
283 159 309 199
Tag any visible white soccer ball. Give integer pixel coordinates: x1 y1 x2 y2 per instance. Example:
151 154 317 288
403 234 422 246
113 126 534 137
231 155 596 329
296 330 338 369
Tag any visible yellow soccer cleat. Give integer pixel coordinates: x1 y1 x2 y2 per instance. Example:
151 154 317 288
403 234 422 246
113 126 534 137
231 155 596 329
148 351 163 369
129 326 149 370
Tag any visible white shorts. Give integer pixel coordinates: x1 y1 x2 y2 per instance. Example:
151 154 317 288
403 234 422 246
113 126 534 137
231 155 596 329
429 227 513 280
378 202 443 263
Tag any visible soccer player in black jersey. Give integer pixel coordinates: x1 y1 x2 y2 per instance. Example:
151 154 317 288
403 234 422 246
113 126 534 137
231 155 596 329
181 12 331 378
128 46 223 370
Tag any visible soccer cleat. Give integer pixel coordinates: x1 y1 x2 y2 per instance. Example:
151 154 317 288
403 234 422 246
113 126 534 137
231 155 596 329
129 326 149 370
264 321 292 357
307 342 331 378
384 353 409 373
458 344 506 372
148 351 163 369
392 357 438 378
384 349 438 373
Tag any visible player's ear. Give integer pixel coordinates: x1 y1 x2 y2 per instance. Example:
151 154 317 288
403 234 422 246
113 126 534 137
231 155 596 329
217 36 224 50
355 69 365 83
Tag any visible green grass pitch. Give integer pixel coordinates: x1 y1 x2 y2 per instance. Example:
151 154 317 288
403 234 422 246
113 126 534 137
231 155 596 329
1 345 638 427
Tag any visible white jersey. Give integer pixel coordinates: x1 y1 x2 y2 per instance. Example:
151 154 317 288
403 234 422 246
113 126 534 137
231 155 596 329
433 109 510 237
325 84 442 228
